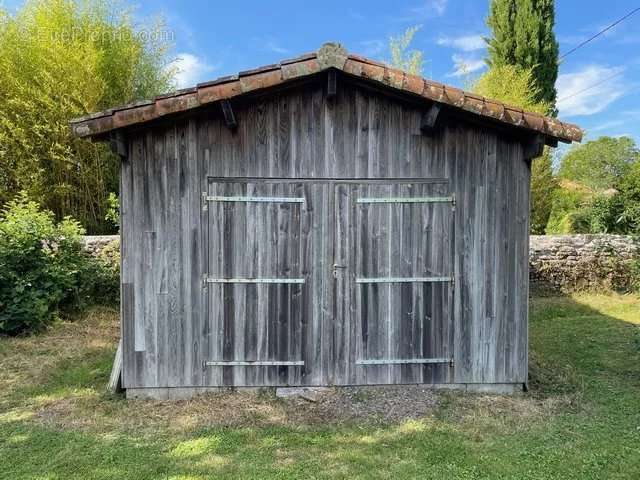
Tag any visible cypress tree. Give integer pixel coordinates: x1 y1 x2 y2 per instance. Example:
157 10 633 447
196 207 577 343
486 0 559 114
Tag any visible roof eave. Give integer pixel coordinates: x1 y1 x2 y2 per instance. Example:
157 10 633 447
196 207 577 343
70 43 583 144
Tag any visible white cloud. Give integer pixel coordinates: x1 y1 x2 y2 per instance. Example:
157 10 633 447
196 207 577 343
264 40 290 55
590 120 625 132
409 0 448 18
556 65 627 117
252 36 291 55
437 34 485 52
360 39 386 58
171 53 217 88
449 54 485 77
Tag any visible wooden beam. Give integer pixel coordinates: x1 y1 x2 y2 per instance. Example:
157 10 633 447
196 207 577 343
523 134 545 160
327 69 337 99
108 338 123 393
420 103 442 134
220 99 237 129
109 131 127 158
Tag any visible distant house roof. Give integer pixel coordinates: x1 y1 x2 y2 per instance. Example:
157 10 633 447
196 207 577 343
70 43 583 144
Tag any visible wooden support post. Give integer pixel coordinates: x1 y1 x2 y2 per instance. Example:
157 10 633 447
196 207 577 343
420 103 442 134
220 99 237 130
109 131 127 158
523 133 545 160
327 69 337 99
108 338 123 393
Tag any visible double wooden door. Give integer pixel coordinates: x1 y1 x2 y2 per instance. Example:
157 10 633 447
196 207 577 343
203 178 455 386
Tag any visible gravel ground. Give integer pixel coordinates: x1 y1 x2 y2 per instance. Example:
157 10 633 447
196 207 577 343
279 385 439 424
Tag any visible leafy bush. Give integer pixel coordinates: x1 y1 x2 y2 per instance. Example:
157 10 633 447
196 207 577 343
629 258 640 294
546 184 592 234
105 193 120 230
549 136 640 235
90 238 120 305
583 195 626 234
0 194 118 335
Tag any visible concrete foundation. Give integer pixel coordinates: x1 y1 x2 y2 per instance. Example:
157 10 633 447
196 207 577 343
125 383 524 400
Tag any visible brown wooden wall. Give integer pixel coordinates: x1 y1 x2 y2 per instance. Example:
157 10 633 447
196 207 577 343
120 79 530 389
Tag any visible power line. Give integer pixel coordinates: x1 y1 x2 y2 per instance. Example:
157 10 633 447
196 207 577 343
559 7 640 61
557 70 624 104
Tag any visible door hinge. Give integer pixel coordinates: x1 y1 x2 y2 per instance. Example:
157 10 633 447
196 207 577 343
332 263 347 278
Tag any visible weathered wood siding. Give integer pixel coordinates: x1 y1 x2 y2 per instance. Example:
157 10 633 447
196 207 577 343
120 80 530 389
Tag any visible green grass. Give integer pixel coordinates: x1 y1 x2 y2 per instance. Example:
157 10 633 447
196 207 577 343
1 295 639 479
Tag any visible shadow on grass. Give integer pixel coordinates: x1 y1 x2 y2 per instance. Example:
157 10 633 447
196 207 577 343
528 291 640 398
0 295 639 479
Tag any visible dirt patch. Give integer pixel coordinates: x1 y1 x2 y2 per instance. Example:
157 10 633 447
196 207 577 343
30 385 439 433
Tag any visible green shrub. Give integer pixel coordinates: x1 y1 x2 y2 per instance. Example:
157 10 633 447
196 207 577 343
583 195 625 234
105 193 120 230
630 257 640 294
0 193 118 335
90 238 120 305
546 185 591 234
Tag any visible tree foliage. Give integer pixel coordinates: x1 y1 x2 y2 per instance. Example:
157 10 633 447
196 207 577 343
473 64 548 114
549 137 640 234
485 0 559 113
547 137 640 234
0 0 175 232
558 136 639 191
530 153 557 234
546 180 596 234
389 25 424 75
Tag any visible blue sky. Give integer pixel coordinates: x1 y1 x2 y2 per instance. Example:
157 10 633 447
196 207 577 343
6 0 640 145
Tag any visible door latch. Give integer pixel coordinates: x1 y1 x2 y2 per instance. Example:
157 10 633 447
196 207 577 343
332 264 347 278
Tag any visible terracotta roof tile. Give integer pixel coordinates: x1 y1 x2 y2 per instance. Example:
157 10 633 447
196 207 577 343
279 52 316 65
70 42 583 143
402 73 424 95
281 57 321 80
238 63 280 77
360 62 385 82
342 58 363 77
196 75 239 88
383 66 405 89
484 100 505 120
348 53 386 68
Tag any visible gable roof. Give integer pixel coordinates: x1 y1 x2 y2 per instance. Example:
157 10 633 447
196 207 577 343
70 43 582 144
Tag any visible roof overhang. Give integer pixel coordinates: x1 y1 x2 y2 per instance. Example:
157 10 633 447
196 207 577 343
70 43 583 145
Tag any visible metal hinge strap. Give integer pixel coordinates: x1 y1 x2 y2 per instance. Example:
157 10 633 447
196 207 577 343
357 196 454 204
205 196 305 203
205 360 304 367
356 358 451 365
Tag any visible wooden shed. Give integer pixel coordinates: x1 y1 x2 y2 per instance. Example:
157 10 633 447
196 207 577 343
71 43 582 399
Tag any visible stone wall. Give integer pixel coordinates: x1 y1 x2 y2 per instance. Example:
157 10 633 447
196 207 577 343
82 235 119 257
530 235 639 292
83 235 639 292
